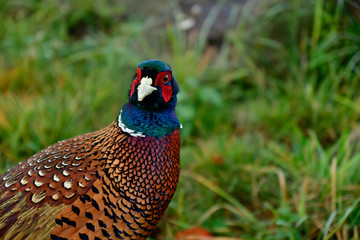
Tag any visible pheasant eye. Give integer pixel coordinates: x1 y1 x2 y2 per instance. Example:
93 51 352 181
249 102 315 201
162 74 170 84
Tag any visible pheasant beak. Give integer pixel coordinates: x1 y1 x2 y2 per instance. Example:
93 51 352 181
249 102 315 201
137 76 157 102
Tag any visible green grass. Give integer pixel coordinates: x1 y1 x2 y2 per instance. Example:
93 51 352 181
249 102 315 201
1 0 360 239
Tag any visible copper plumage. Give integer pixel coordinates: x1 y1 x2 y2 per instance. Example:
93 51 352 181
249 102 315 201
0 59 181 240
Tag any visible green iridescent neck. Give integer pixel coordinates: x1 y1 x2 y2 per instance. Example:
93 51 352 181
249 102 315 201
117 103 181 138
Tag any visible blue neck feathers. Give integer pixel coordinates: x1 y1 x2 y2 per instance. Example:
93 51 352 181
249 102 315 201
117 103 181 137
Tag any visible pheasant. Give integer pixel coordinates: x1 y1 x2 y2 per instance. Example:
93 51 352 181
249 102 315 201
0 59 182 240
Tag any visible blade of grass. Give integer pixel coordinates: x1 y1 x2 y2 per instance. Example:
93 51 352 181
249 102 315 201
182 171 257 226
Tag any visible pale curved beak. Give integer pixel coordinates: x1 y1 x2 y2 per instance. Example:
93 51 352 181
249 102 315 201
137 77 157 101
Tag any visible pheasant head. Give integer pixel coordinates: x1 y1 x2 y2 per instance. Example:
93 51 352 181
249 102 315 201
119 59 181 137
129 59 179 109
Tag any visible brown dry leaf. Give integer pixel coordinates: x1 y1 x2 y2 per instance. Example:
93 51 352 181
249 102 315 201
175 227 213 240
211 153 223 165
175 227 244 240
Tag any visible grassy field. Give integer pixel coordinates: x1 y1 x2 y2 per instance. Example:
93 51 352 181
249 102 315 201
1 0 360 239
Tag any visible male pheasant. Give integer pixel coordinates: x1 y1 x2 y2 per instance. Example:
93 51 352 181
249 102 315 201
0 59 182 240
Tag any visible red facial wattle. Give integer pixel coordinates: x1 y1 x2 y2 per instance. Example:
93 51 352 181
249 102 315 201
130 67 141 98
161 84 172 102
155 71 173 103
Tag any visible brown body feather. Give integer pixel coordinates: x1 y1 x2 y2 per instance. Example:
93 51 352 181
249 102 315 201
0 122 180 240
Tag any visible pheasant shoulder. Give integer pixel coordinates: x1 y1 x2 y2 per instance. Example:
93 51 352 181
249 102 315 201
0 124 112 239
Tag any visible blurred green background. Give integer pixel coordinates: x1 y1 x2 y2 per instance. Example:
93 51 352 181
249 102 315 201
1 0 360 239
